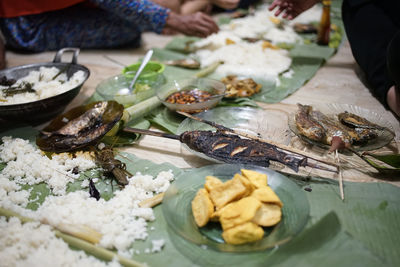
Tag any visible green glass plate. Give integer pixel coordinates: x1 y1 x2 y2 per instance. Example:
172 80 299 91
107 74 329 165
162 164 309 252
288 103 395 152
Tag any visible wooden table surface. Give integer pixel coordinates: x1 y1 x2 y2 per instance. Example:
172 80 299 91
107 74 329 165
4 32 400 186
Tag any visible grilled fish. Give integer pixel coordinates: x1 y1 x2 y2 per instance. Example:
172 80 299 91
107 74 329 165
295 104 353 151
295 104 326 142
42 101 108 137
338 111 386 130
180 130 307 172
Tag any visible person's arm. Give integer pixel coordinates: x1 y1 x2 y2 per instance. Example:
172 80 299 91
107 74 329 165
268 0 321 20
211 0 240 10
165 11 218 37
89 0 218 37
180 0 210 15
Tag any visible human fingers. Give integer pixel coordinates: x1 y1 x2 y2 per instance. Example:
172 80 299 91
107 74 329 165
195 12 219 34
274 4 289 17
268 0 282 11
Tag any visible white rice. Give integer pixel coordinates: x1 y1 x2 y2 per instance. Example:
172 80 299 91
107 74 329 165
193 4 322 82
0 136 172 264
0 66 86 105
195 41 292 81
0 217 120 267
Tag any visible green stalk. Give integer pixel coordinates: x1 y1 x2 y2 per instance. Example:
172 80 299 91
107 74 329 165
106 95 162 136
0 207 146 267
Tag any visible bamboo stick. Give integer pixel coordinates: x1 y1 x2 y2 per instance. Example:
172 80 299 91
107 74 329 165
335 150 345 200
178 111 339 172
139 193 165 208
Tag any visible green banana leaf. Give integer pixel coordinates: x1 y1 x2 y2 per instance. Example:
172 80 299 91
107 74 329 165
1 127 400 266
358 152 400 175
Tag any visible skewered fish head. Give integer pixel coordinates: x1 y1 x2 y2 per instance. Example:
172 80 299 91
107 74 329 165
36 101 124 152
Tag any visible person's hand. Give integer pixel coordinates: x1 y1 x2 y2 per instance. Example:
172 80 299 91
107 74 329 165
165 12 219 37
211 0 240 10
268 0 320 20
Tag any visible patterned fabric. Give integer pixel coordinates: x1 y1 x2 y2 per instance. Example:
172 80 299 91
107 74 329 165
0 0 170 52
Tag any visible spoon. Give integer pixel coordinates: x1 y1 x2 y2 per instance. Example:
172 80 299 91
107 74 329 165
117 49 154 95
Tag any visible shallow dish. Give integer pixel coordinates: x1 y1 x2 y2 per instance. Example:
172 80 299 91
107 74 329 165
162 164 309 252
96 71 165 107
157 77 226 113
0 48 89 124
288 103 395 151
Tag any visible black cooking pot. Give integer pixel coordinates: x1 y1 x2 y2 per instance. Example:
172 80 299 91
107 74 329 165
0 48 90 124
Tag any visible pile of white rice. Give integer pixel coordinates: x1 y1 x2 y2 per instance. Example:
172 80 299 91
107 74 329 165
0 66 86 105
0 136 174 265
196 41 292 80
193 4 322 82
0 217 120 267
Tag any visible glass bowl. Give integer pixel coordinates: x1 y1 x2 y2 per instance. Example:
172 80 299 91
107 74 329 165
156 77 226 113
162 164 310 252
122 61 165 82
96 71 165 107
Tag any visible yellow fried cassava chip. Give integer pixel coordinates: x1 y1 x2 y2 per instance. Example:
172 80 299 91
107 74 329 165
241 169 268 189
251 186 283 207
222 222 264 245
204 176 224 192
219 196 261 230
251 203 282 227
209 175 247 210
234 173 255 197
191 188 214 227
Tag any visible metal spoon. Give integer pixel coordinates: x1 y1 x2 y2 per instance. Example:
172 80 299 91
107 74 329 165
117 49 154 95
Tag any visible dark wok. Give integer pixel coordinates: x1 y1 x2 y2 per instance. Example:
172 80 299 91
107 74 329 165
0 48 90 124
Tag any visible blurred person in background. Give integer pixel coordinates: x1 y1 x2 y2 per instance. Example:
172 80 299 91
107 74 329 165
0 0 219 69
154 0 241 15
269 0 400 118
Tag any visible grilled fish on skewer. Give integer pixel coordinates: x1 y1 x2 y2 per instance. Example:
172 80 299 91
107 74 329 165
310 108 353 151
295 104 352 152
180 130 308 172
123 127 338 173
295 104 326 142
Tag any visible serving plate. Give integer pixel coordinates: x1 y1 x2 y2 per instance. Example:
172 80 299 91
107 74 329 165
162 164 309 252
288 103 395 152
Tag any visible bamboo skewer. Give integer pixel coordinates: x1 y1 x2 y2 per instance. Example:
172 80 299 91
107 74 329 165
122 126 337 173
0 207 146 267
177 111 339 172
335 150 345 200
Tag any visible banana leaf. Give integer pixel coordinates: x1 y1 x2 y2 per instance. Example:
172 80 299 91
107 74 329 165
1 127 400 266
358 152 400 175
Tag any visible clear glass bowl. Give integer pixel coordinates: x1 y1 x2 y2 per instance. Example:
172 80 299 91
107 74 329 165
156 77 226 113
96 71 165 107
162 164 310 252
